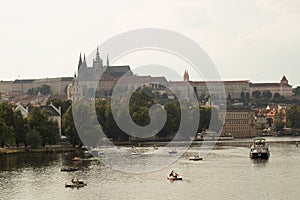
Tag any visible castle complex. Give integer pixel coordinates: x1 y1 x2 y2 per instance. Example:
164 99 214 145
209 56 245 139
0 48 294 104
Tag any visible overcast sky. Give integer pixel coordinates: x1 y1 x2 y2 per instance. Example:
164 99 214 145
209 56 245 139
1 0 299 86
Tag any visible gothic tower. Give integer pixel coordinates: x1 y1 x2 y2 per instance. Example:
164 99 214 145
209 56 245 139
184 70 189 82
93 46 103 68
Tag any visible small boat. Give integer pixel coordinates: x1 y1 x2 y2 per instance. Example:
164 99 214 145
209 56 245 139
61 167 79 172
169 149 177 154
72 157 81 161
249 138 270 159
189 155 203 161
167 172 182 181
131 151 142 155
65 179 87 188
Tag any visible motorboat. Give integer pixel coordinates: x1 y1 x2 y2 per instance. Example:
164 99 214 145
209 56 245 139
65 179 87 188
60 167 79 172
189 155 203 161
249 138 270 159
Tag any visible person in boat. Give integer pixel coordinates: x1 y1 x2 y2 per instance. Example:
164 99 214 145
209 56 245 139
169 171 178 178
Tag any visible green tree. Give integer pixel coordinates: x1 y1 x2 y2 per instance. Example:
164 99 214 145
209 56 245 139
39 84 52 95
286 105 300 129
262 90 272 99
62 106 81 146
26 107 59 146
26 129 42 148
293 86 300 96
13 110 28 147
252 90 261 99
0 118 15 147
274 110 285 131
0 103 14 127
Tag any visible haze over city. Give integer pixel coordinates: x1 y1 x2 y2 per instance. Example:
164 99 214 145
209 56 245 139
1 0 299 86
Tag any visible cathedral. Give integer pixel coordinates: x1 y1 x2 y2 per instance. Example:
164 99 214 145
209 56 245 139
77 47 132 81
68 47 134 101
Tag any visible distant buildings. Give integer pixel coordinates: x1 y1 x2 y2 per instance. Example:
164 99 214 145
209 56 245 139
250 76 292 98
0 46 294 105
222 107 256 138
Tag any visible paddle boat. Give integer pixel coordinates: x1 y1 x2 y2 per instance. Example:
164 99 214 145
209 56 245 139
167 171 182 181
65 179 87 188
60 166 79 172
189 155 203 161
169 149 177 154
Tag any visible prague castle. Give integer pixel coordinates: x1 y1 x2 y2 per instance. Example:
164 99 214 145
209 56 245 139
0 47 293 103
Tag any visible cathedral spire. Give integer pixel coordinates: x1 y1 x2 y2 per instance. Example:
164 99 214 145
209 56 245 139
77 53 82 70
95 46 100 62
81 53 87 68
184 70 189 82
106 54 109 67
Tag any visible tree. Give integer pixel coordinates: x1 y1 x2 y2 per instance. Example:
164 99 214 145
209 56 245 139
0 103 14 127
286 105 300 129
262 90 272 99
274 110 285 131
273 93 281 99
62 106 81 147
26 129 42 148
293 86 300 96
39 84 52 95
26 107 59 146
252 90 261 99
13 110 27 147
0 118 15 147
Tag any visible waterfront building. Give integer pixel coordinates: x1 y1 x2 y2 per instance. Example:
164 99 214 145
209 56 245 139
222 107 256 138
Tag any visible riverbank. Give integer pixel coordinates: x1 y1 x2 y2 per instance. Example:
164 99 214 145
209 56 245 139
111 136 300 147
0 145 78 156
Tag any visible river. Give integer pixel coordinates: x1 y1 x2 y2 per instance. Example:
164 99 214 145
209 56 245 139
1 137 300 200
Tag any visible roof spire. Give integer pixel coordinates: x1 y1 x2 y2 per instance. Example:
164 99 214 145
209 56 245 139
77 53 82 70
106 54 109 67
81 53 87 68
95 46 100 61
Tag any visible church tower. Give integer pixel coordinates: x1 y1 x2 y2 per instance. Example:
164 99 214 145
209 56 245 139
93 46 103 68
184 70 189 82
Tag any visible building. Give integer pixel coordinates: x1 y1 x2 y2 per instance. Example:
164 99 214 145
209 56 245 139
0 77 73 95
250 76 293 98
222 107 256 138
176 71 292 103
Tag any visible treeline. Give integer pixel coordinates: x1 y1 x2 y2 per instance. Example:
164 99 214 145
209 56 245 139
0 88 220 148
62 88 219 146
0 103 60 148
286 105 300 129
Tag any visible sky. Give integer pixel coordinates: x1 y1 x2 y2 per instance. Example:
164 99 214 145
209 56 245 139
1 0 300 86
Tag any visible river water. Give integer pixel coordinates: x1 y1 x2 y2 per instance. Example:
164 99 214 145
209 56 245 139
1 138 300 200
